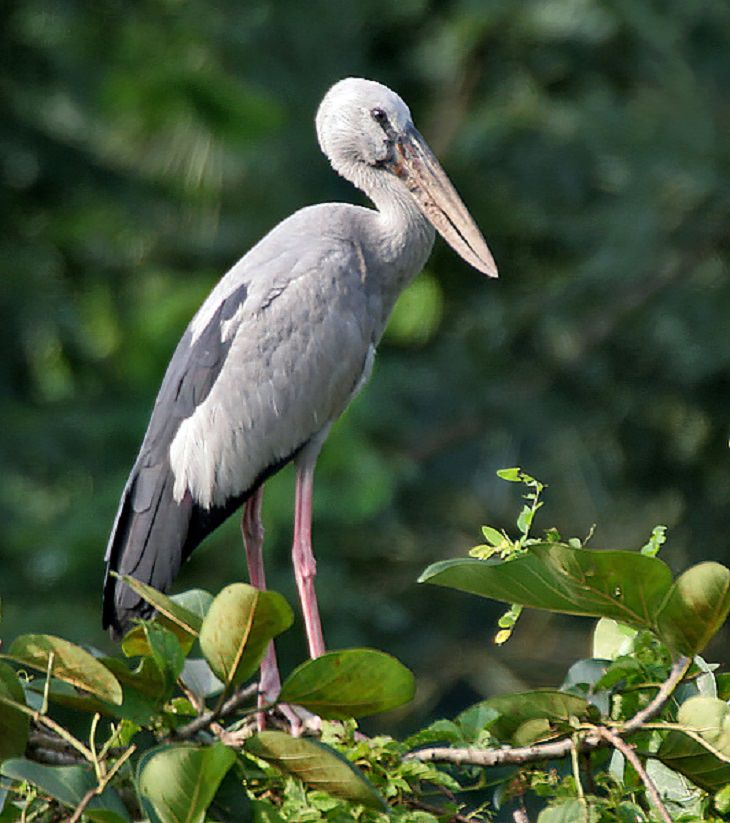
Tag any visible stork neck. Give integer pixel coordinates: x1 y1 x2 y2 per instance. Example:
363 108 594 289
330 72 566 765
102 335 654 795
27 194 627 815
366 175 435 273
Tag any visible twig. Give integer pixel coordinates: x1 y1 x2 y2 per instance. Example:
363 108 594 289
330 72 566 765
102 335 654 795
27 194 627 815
641 722 730 763
67 745 137 823
89 713 102 780
407 798 473 823
409 657 691 769
622 656 690 732
569 735 585 804
410 736 598 767
69 787 100 823
41 652 54 716
171 682 258 739
96 723 125 764
177 678 205 714
595 727 671 823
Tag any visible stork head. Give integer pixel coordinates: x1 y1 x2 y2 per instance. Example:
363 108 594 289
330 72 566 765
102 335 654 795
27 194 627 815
316 77 498 278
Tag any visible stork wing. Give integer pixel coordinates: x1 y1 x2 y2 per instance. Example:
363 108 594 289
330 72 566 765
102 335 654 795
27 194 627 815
103 211 374 636
102 280 252 634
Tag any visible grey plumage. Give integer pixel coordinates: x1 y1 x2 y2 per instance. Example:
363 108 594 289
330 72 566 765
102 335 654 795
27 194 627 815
103 77 497 641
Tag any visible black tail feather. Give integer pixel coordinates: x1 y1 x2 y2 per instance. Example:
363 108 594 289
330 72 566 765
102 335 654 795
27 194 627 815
102 463 194 637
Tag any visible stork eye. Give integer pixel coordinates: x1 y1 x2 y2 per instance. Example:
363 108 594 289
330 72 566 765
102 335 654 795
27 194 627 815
370 107 388 125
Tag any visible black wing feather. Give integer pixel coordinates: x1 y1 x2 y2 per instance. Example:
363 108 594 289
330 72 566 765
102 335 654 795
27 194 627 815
103 282 252 636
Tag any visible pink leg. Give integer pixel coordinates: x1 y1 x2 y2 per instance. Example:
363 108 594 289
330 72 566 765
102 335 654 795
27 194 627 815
292 460 326 658
241 488 281 715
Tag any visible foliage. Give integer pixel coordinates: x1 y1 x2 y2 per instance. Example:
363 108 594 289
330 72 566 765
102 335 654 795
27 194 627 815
0 472 728 821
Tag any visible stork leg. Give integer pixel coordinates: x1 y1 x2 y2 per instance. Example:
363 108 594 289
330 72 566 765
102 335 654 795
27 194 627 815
242 482 320 736
241 487 281 718
292 450 326 658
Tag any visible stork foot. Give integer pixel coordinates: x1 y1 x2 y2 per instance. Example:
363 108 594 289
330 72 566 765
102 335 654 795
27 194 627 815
268 703 321 737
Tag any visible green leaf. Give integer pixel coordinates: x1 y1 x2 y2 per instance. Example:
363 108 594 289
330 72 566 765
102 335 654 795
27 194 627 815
251 799 286 822
517 504 534 535
658 731 730 793
655 562 730 655
716 783 730 814
27 677 110 716
170 589 213 620
124 623 185 699
119 577 203 655
657 696 730 791
455 702 500 743
199 584 293 687
645 759 704 820
27 650 175 723
641 525 667 557
137 743 236 823
0 662 29 762
717 673 730 701
537 799 598 822
481 526 505 547
98 656 170 722
245 731 386 810
496 467 523 482
102 655 167 699
179 657 224 701
119 577 203 633
678 697 730 754
207 766 253 822
278 648 415 719
561 658 612 715
592 618 637 659
5 635 122 705
0 759 130 820
469 691 591 744
122 622 195 658
420 544 674 630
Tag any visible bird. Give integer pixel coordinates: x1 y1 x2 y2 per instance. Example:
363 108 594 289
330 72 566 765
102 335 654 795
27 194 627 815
103 77 497 704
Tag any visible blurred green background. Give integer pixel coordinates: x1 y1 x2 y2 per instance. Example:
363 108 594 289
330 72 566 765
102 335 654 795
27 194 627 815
2 0 729 728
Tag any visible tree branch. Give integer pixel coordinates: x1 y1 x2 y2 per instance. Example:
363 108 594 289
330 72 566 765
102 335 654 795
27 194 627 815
171 682 259 740
67 745 137 823
594 727 671 823
408 657 690 771
622 656 690 732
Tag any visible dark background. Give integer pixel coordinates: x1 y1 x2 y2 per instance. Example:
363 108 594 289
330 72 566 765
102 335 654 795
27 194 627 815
2 0 728 730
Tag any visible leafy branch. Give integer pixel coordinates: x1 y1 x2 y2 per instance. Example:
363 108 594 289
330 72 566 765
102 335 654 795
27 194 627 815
409 656 692 821
1 471 729 821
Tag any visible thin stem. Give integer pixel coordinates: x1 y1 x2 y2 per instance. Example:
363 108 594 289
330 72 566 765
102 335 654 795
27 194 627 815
570 736 585 804
68 744 137 823
41 652 54 716
89 713 102 780
623 656 690 732
97 723 123 763
406 798 473 822
641 723 730 763
595 727 671 823
36 715 95 763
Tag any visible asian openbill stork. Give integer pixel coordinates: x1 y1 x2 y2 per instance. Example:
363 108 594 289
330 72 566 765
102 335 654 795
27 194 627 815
103 77 497 707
